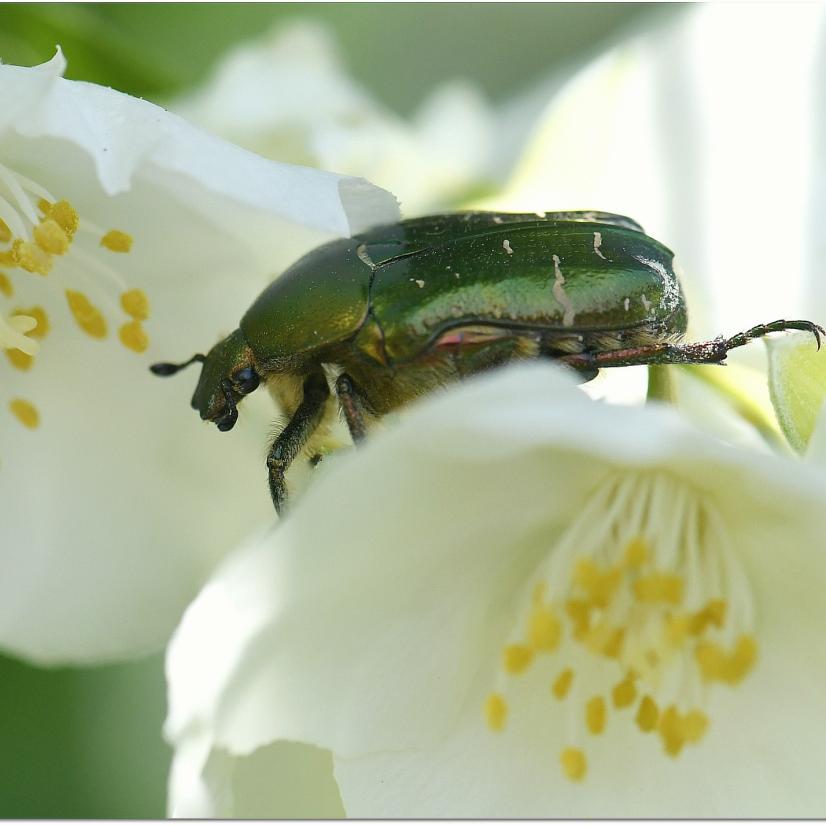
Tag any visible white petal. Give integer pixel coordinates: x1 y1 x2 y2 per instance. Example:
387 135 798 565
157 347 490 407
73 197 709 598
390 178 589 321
766 331 826 452
169 733 343 818
0 55 397 663
166 362 826 817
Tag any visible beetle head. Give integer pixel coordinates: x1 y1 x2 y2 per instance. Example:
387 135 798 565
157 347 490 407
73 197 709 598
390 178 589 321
150 328 260 432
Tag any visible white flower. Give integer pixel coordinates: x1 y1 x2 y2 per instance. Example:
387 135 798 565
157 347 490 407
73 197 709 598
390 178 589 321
0 50 398 664
173 22 497 215
165 363 826 817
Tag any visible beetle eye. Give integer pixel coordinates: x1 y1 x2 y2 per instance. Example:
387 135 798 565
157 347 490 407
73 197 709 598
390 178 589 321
232 366 260 395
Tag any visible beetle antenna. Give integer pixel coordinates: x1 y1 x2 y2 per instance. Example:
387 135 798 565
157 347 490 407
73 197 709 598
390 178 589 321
149 354 206 377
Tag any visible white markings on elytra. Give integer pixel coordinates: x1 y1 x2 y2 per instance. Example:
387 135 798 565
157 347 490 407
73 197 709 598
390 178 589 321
634 254 682 314
356 244 375 270
415 279 425 289
641 294 652 312
503 239 514 255
593 231 606 260
492 216 504 224
624 297 630 311
552 254 576 327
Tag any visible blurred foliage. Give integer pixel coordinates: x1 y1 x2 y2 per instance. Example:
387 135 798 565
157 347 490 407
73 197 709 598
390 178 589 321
0 3 667 113
0 652 169 817
0 2 680 818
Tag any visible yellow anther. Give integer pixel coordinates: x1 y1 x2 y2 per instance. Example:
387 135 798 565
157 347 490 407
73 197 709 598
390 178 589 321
689 599 727 635
6 349 33 370
7 306 49 368
37 198 52 216
574 559 621 607
503 643 534 675
0 272 13 297
664 614 691 646
623 536 650 568
484 693 507 731
611 674 637 709
50 200 79 236
12 239 52 276
120 288 150 320
34 219 70 255
119 320 149 353
682 709 709 743
552 668 574 700
565 599 592 640
0 218 11 243
10 398 39 429
585 623 625 659
66 290 107 339
633 572 684 605
527 604 562 652
560 748 587 782
101 229 133 253
0 250 16 267
658 705 685 757
695 635 757 685
635 695 659 732
585 696 606 735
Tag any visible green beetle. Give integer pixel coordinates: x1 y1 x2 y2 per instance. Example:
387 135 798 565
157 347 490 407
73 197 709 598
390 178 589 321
151 211 821 514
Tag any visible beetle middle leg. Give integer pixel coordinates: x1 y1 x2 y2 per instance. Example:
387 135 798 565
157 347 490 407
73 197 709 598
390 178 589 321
267 370 330 515
558 319 823 371
335 372 369 443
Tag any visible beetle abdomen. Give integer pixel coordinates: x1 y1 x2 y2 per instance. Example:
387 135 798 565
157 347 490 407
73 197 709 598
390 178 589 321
364 220 686 363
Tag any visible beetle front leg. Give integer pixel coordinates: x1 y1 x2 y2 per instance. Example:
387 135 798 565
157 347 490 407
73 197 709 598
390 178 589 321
335 373 369 444
267 371 330 516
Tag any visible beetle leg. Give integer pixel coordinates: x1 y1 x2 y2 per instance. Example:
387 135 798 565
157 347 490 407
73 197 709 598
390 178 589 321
558 320 824 370
266 371 330 516
335 373 369 443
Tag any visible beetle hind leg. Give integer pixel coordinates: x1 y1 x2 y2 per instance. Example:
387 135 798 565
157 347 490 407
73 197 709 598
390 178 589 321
556 319 824 371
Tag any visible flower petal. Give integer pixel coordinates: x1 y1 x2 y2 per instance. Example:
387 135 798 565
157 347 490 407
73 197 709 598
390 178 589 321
766 331 826 452
166 362 826 816
0 54 398 663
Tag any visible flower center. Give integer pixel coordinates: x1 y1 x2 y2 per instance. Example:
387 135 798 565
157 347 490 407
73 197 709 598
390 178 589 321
0 161 150 430
484 471 757 783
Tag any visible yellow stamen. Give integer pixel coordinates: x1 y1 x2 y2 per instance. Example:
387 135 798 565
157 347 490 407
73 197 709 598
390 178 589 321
0 250 16 267
485 693 507 731
552 668 574 700
560 748 587 782
695 635 757 685
682 709 709 743
689 599 727 635
633 572 684 605
12 239 52 275
527 604 562 652
119 320 149 353
0 272 12 297
101 229 133 253
574 559 621 607
611 674 637 709
0 217 11 243
120 288 150 320
635 695 659 732
6 306 50 370
50 200 79 236
65 290 107 339
34 219 70 255
658 704 685 757
565 599 592 640
10 398 39 429
503 644 534 675
37 198 52 216
623 536 649 567
585 696 606 735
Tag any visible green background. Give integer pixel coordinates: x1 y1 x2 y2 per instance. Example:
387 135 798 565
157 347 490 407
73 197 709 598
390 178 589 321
0 3 682 817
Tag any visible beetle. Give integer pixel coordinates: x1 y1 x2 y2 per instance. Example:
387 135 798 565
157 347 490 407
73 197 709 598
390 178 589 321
151 210 822 514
